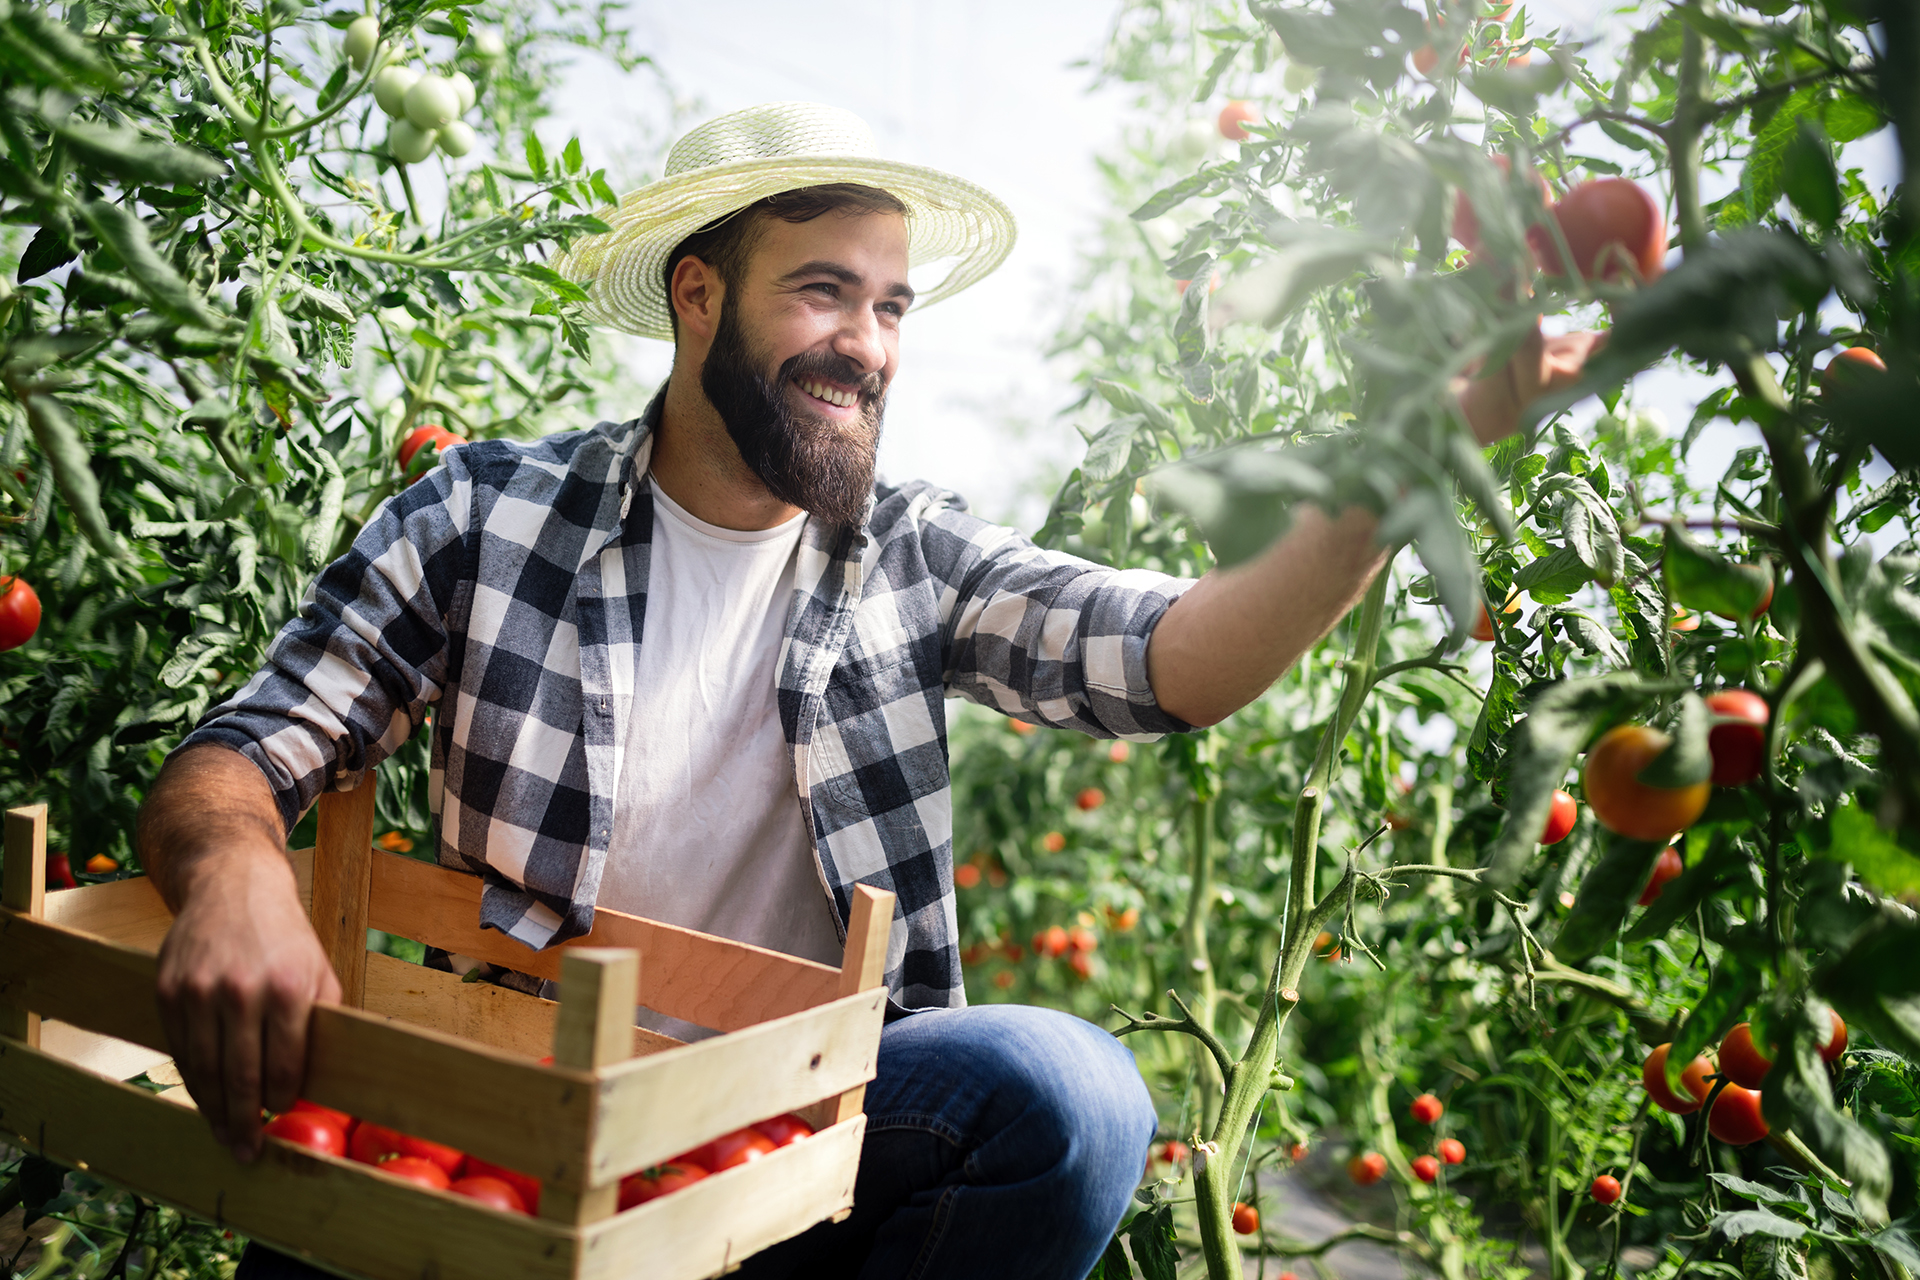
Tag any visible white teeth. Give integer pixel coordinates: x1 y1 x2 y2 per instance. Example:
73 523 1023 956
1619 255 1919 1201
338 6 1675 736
799 379 855 408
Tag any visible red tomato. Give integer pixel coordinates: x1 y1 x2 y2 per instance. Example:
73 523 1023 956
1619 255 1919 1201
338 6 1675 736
1412 1155 1440 1183
1642 1043 1711 1115
954 863 982 889
618 1162 708 1210
0 577 41 651
1538 789 1578 845
1041 925 1070 958
1822 1011 1848 1062
1348 1152 1387 1185
1042 831 1066 853
348 1123 465 1177
1636 847 1684 906
1068 926 1098 953
1591 1174 1622 1205
1670 604 1701 632
681 1127 776 1173
1231 1201 1261 1234
450 1176 528 1214
1708 1084 1770 1145
1453 156 1553 255
378 1155 452 1190
1438 1138 1466 1165
1710 571 1774 622
1719 1023 1772 1089
45 852 76 891
1412 40 1466 76
752 1114 814 1148
1289 1142 1309 1162
1705 690 1769 786
1821 346 1887 393
462 1157 540 1214
263 1111 347 1157
1075 787 1105 811
290 1099 355 1135
1217 101 1258 141
1068 951 1094 979
397 424 462 474
1584 725 1710 842
1410 1093 1444 1125
1535 178 1667 282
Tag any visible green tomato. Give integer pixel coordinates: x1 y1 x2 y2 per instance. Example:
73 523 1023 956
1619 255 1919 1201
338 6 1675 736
472 29 506 59
389 119 439 165
374 65 419 118
437 120 476 158
448 71 476 114
344 16 379 71
404 75 460 130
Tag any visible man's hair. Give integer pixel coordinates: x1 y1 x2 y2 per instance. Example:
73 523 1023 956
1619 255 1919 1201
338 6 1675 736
662 183 909 336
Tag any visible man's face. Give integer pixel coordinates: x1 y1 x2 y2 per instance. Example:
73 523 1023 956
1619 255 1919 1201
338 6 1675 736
699 210 911 528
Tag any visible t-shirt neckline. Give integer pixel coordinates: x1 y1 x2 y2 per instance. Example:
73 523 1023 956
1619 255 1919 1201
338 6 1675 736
648 475 808 546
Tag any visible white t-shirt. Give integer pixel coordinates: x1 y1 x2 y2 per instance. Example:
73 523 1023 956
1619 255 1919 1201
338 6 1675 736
598 481 843 966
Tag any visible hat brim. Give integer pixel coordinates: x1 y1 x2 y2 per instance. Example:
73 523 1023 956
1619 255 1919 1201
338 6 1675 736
550 156 1018 340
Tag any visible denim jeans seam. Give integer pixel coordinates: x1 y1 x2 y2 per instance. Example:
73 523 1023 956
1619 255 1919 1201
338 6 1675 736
865 1111 969 1148
901 1184 962 1280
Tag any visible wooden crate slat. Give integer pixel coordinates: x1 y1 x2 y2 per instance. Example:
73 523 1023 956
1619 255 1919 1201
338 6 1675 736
43 849 314 953
2 806 46 1047
577 1114 865 1280
0 906 598 1186
589 988 884 1183
39 1020 172 1082
311 786 377 1005
363 952 683 1059
0 1034 578 1280
368 850 840 1032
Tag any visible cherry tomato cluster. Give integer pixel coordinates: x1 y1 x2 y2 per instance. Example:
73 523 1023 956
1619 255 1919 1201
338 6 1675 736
1640 1011 1847 1149
259 1090 814 1213
259 1101 543 1213
617 1113 814 1209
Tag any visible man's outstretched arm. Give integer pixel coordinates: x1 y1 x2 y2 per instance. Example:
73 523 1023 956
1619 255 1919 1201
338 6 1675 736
139 744 341 1162
1148 327 1604 727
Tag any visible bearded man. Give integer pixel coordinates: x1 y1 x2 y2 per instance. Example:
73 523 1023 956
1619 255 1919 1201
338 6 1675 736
138 103 1598 1279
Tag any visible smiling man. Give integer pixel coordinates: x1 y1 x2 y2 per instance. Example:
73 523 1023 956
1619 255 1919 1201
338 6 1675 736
137 103 1597 1279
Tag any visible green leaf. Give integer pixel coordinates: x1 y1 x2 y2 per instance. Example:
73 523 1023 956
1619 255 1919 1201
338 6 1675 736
1208 228 1387 331
1713 1211 1808 1243
1148 440 1333 567
1626 832 1748 941
1130 165 1232 222
1781 123 1841 232
1195 42 1239 103
1555 834 1667 963
1818 804 1920 899
1514 546 1593 597
24 392 124 562
562 136 584 175
1383 488 1478 645
1100 1235 1134 1280
1763 1034 1892 1226
1638 694 1712 787
1125 1204 1178 1280
1081 415 1144 484
525 131 548 178
53 121 226 187
1664 524 1772 622
1094 381 1177 435
1668 956 1760 1085
78 201 222 327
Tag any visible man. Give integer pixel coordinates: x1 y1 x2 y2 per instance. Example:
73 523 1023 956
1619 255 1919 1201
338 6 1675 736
139 103 1596 1277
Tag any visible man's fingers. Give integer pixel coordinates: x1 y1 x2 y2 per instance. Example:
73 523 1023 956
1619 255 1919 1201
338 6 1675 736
178 976 231 1146
261 975 313 1116
218 992 267 1163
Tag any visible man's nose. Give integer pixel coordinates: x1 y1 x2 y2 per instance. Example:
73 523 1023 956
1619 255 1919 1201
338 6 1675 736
830 307 888 379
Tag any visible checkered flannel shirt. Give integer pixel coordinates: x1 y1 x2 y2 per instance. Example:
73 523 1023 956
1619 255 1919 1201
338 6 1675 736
183 392 1196 1010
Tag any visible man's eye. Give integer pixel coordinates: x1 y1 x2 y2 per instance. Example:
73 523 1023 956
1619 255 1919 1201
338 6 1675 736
805 282 838 296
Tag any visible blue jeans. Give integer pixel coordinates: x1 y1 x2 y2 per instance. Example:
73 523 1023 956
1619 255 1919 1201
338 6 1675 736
237 1003 1153 1280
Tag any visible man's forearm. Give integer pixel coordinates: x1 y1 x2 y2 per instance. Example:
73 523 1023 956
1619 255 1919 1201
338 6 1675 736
139 744 291 909
1147 505 1387 727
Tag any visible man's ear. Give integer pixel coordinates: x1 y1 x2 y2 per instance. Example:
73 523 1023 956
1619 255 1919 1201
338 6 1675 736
670 255 724 343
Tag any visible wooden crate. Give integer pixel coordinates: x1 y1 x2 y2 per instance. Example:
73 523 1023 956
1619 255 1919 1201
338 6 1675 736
0 786 893 1280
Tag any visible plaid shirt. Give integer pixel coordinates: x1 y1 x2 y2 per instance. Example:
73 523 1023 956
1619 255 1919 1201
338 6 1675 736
185 392 1195 1010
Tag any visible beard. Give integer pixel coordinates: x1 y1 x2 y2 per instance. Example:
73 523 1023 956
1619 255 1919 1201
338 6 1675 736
699 302 888 529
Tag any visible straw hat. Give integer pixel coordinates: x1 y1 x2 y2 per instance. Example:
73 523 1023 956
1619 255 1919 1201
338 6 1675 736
551 102 1018 340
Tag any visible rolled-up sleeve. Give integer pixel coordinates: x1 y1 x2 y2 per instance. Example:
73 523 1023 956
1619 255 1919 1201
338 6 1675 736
177 450 475 834
923 500 1198 740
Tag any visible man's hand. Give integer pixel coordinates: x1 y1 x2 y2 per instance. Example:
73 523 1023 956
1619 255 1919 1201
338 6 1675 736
142 746 339 1162
1457 324 1608 446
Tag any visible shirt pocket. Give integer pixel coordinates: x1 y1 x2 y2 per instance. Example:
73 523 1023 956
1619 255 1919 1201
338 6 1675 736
812 637 948 818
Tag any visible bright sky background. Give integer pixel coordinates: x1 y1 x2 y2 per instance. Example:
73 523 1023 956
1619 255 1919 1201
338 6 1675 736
544 2 1902 532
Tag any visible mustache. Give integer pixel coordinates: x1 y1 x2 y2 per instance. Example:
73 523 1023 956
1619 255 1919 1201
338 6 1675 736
778 348 887 402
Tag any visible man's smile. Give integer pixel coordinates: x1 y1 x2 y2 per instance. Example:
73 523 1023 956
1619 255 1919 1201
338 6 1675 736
792 375 863 416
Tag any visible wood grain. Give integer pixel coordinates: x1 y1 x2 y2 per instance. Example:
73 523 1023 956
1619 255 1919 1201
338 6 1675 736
2 806 46 1048
368 850 840 1031
831 885 894 1124
0 1034 578 1280
589 987 885 1184
576 1114 865 1280
43 848 314 954
543 949 639 1225
310 786 376 1006
0 906 597 1185
38 1020 172 1082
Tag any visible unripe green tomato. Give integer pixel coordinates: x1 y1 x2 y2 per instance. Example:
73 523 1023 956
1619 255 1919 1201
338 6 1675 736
344 16 379 71
473 29 506 59
437 120 476 158
405 74 461 129
389 119 439 164
374 65 420 118
448 71 476 114
1283 61 1318 92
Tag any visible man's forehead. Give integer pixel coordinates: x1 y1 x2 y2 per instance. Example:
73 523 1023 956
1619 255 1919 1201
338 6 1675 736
754 211 910 279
